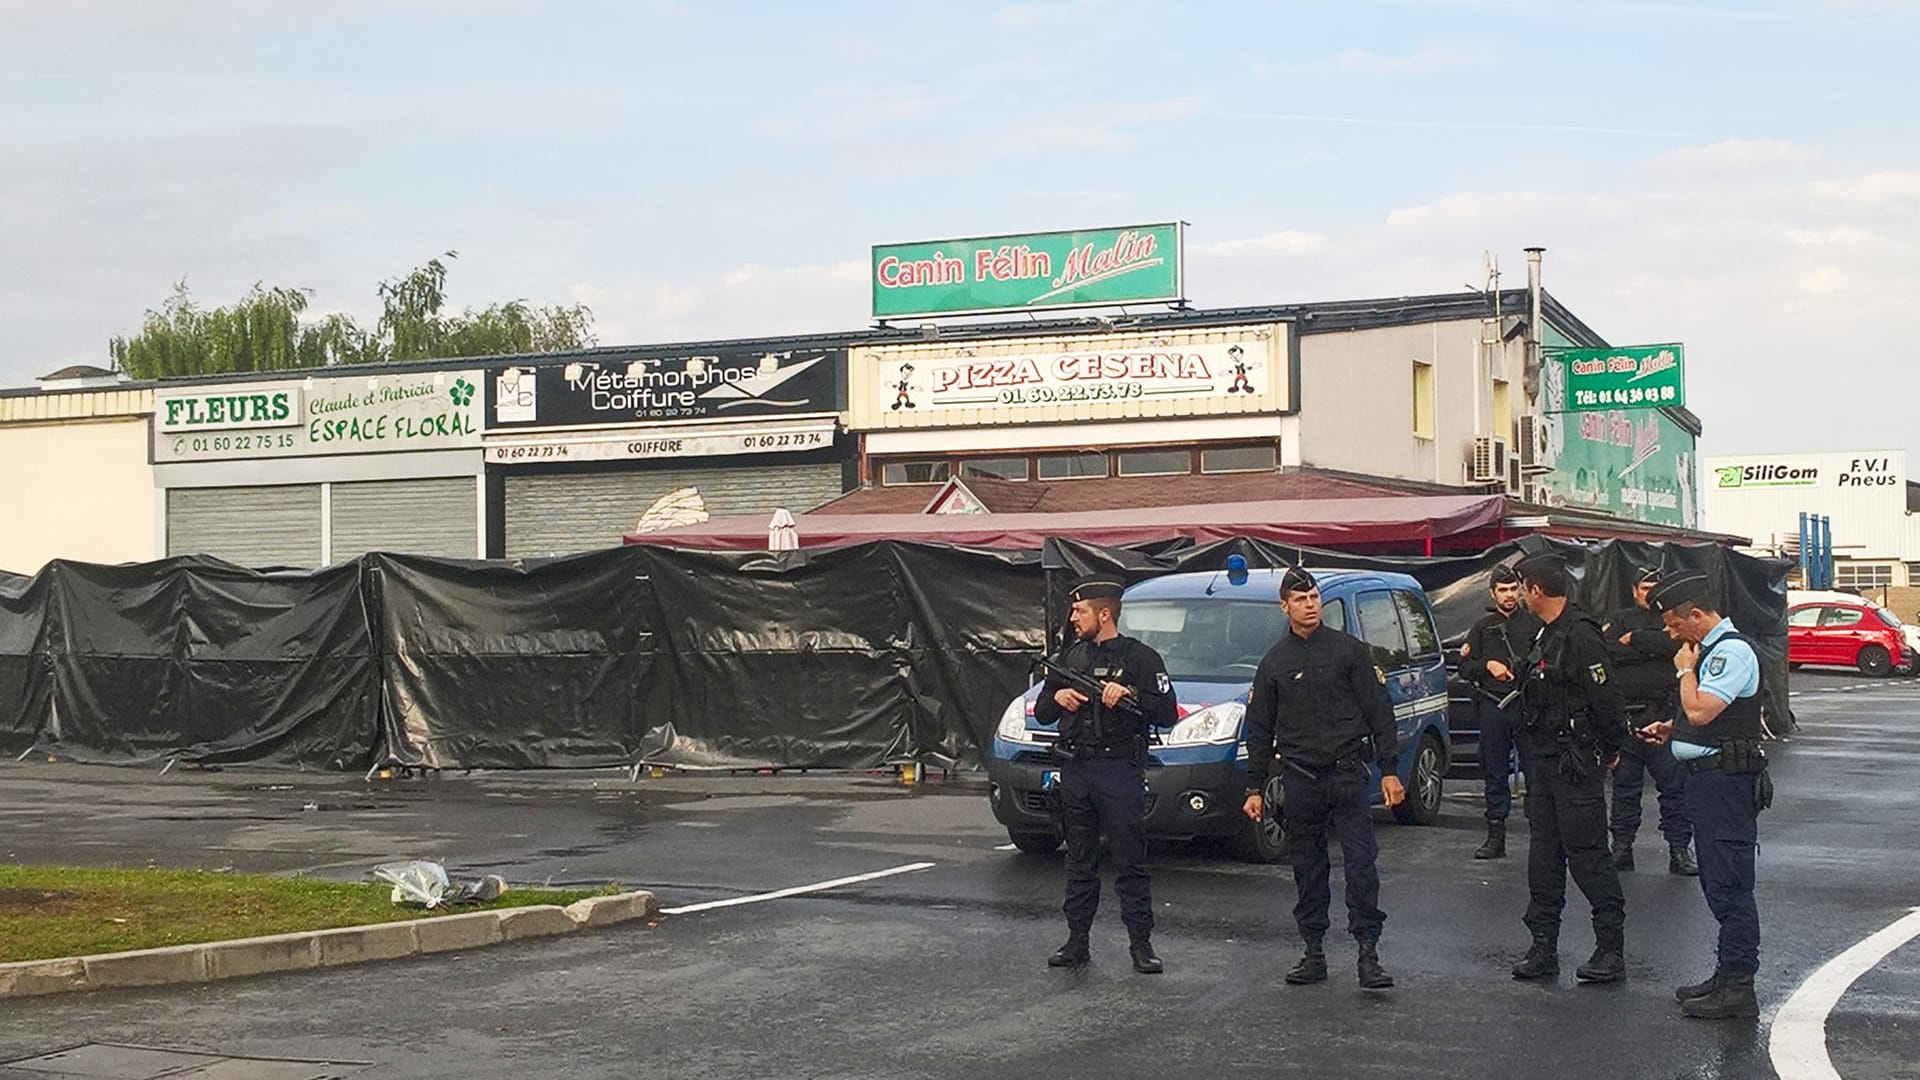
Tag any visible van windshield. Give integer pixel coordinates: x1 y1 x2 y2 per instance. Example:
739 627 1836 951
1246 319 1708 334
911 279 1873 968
1119 600 1291 682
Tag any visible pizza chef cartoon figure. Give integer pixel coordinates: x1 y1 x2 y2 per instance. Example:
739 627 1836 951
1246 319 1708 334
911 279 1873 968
1226 345 1256 394
891 363 917 410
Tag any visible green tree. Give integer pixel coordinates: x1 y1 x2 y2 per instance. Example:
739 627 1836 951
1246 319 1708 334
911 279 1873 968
109 253 595 379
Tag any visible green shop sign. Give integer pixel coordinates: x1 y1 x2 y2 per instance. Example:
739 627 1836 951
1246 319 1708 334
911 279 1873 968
1550 343 1685 413
872 222 1184 318
155 371 482 463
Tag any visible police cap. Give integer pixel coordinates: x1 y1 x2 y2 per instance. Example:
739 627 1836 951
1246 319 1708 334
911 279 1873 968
1067 574 1126 602
1635 565 1662 586
1648 572 1713 614
1280 566 1318 596
1489 563 1521 586
1513 549 1569 584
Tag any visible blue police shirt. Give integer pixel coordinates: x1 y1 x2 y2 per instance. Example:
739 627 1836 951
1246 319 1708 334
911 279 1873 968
1673 617 1760 761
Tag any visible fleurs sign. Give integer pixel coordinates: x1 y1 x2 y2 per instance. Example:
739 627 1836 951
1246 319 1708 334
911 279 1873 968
871 223 1184 318
485 350 840 429
154 371 483 462
1551 344 1686 413
875 340 1269 413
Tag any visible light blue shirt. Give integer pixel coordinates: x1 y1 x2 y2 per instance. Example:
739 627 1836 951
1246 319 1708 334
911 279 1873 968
1673 617 1761 761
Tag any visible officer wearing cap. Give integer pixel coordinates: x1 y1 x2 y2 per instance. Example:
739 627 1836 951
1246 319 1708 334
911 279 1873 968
1509 550 1629 984
1034 574 1178 974
1457 562 1541 860
1242 567 1402 991
1602 566 1696 875
1638 572 1769 1020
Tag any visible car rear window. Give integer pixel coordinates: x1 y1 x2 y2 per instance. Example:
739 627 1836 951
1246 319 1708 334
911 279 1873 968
1876 608 1902 628
1822 607 1866 627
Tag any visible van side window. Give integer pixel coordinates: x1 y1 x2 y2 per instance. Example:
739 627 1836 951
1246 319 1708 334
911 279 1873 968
1321 598 1347 636
1356 590 1411 670
1393 590 1441 660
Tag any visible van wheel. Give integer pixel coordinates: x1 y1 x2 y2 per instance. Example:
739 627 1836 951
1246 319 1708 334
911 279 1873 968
1008 830 1061 855
1232 774 1287 863
1857 645 1892 677
1393 735 1445 826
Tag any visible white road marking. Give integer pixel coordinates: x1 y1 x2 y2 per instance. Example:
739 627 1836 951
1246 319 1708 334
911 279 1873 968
659 862 936 916
1769 906 1920 1080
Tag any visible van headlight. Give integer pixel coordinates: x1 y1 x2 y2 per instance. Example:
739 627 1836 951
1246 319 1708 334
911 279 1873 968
1163 701 1245 747
997 698 1037 742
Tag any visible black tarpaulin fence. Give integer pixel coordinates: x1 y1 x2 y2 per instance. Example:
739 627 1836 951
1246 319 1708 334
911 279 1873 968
0 536 1788 772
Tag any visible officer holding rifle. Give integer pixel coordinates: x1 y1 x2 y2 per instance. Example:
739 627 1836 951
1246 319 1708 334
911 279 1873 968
1034 574 1178 974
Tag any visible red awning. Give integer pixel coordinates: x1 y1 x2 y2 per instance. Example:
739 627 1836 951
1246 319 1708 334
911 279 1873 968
627 494 1508 551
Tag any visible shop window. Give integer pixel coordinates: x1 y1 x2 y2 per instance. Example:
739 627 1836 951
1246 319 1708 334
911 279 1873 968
960 457 1029 481
881 461 951 486
1412 360 1435 440
1200 446 1276 474
1037 453 1109 480
1117 450 1192 477
1834 562 1894 589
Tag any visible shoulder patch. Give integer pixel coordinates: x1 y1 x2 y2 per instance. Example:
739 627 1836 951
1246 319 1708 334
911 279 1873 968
1156 671 1171 694
1375 665 1388 685
1589 663 1608 685
1707 655 1727 678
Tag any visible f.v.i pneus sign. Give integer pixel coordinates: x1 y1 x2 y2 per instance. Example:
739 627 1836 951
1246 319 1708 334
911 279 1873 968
872 223 1185 318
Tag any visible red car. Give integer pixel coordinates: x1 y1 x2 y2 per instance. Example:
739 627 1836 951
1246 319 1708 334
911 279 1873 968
1786 597 1917 676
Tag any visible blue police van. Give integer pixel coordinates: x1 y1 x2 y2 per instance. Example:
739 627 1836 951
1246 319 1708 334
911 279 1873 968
987 567 1451 862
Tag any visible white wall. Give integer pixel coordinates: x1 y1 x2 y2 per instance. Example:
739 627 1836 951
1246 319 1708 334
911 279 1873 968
1702 450 1914 560
0 418 157 572
1296 318 1520 484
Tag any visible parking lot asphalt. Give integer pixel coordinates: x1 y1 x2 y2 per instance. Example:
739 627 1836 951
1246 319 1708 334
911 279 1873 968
1 669 1916 1079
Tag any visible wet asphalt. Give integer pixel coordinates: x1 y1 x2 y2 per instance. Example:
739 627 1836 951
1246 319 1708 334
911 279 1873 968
0 668 1916 1079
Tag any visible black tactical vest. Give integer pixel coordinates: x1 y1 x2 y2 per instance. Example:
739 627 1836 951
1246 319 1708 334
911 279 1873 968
1674 629 1764 747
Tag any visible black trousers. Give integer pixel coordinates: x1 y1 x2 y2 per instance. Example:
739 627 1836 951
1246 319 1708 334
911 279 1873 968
1685 767 1761 974
1059 757 1152 939
1281 763 1385 942
1478 697 1521 824
1521 737 1625 945
1610 708 1691 847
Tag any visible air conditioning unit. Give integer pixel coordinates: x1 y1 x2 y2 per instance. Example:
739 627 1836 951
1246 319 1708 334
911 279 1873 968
1506 456 1523 497
1518 414 1554 474
1470 436 1508 483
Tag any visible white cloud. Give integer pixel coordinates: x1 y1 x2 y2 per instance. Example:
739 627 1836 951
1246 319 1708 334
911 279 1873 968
1263 37 1497 76
1178 153 1920 457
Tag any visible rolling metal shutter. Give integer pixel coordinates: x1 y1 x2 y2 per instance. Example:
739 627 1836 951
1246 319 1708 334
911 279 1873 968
330 477 478 561
504 463 844 558
166 485 322 568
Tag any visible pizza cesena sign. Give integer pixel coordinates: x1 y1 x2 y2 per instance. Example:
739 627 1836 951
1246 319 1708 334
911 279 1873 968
155 371 482 462
875 340 1270 413
487 350 839 429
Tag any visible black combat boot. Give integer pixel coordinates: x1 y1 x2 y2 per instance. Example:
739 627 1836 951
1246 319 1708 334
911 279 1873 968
1473 822 1506 860
1576 928 1626 984
1285 940 1328 985
1675 969 1723 1002
1047 931 1090 968
1356 937 1394 990
1681 971 1758 1019
1511 933 1559 980
1611 842 1635 872
1129 936 1163 975
1669 843 1699 876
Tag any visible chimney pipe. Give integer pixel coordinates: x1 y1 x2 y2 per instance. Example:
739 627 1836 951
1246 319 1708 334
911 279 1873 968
1523 247 1545 402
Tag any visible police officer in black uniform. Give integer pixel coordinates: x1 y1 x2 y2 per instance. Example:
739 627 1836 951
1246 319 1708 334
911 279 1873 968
1510 550 1629 984
1602 566 1697 875
1640 572 1771 1020
1242 567 1402 990
1034 574 1178 974
1458 563 1541 860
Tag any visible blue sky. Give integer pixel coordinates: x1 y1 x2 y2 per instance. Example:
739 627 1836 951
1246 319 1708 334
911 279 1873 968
3 0 1917 458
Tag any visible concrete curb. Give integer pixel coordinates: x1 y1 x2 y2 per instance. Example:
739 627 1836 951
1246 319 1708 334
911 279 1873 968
0 890 657 1000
